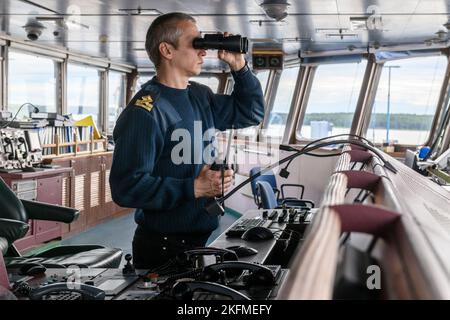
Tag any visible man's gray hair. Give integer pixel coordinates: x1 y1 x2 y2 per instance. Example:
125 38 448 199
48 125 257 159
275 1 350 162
145 12 196 68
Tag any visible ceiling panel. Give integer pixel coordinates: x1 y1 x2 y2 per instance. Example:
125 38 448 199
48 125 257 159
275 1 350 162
0 0 448 70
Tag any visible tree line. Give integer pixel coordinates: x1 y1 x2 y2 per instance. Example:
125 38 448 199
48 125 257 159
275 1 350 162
301 113 434 131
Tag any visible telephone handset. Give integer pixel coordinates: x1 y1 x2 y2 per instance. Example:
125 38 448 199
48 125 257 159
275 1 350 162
29 282 105 300
201 261 275 286
179 247 238 267
171 280 250 300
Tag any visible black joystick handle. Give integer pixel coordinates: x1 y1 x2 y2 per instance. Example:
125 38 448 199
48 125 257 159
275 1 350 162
122 254 135 275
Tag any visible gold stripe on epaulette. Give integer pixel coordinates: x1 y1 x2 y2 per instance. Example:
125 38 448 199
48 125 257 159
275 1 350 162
135 95 154 112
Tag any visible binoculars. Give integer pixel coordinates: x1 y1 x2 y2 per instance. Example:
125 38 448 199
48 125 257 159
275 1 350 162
193 34 248 54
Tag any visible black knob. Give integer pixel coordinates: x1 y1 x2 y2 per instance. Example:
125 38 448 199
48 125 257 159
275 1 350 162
8 154 14 160
18 137 25 143
122 254 135 275
4 137 11 143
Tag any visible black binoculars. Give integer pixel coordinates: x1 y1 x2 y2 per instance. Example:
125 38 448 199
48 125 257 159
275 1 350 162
193 34 248 54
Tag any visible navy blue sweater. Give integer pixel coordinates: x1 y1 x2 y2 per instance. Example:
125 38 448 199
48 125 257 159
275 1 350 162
110 67 264 234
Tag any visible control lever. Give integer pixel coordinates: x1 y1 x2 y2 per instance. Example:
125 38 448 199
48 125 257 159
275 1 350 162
122 254 135 275
278 209 287 223
268 211 278 220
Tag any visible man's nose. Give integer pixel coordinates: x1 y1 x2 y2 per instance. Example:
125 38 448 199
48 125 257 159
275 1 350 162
199 49 206 56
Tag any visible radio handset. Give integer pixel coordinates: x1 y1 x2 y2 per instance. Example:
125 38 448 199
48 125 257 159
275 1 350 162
179 247 238 268
201 261 275 286
29 282 105 300
171 280 250 300
205 129 234 216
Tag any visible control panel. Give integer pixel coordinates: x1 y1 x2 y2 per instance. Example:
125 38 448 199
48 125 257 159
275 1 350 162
226 208 314 238
8 254 287 301
0 128 42 172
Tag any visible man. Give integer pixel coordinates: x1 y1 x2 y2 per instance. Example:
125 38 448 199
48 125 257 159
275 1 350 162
110 12 264 269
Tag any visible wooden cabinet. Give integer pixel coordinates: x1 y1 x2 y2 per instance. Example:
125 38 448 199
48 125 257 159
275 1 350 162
0 153 131 250
34 176 63 243
0 168 72 252
52 152 131 237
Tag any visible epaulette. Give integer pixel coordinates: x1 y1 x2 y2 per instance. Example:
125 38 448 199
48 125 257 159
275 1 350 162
134 84 161 112
134 95 154 112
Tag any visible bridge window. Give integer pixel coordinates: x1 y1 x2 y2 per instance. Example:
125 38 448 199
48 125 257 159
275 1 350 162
234 70 271 139
256 70 270 93
108 71 126 133
8 51 57 119
190 75 220 92
136 74 152 91
367 55 447 145
266 67 300 139
297 61 367 140
67 63 101 129
135 75 219 93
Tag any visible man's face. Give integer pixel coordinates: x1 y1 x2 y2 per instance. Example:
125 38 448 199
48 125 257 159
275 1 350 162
170 20 206 77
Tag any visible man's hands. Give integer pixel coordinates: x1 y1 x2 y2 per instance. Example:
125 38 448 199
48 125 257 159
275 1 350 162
194 165 234 198
218 32 246 72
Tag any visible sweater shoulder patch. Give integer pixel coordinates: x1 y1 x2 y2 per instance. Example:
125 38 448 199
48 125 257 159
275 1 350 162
135 95 154 112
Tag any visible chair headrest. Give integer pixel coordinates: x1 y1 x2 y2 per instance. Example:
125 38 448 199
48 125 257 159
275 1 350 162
256 181 278 209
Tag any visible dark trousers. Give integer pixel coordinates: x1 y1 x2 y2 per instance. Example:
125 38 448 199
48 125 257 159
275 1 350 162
132 225 211 270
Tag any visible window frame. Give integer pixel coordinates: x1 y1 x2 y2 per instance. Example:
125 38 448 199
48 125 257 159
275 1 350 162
106 70 127 134
190 73 221 93
229 69 277 141
361 54 450 147
0 43 5 110
294 59 368 143
66 62 104 131
6 48 62 116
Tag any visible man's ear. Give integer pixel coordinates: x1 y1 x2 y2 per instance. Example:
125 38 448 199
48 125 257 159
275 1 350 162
159 42 173 61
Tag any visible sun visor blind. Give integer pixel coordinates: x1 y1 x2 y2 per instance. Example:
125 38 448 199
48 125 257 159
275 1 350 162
109 63 134 73
9 42 65 61
301 54 363 66
375 49 442 63
68 55 108 70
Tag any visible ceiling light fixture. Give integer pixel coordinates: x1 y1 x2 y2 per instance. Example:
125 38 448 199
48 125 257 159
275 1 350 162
23 18 46 41
259 0 290 21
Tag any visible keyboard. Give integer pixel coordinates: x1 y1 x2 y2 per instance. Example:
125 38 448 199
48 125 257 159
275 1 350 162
225 218 272 238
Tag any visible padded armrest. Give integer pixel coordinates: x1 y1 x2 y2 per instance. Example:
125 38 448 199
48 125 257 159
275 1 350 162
274 188 281 201
32 245 105 257
21 200 80 223
280 183 305 200
0 218 29 243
